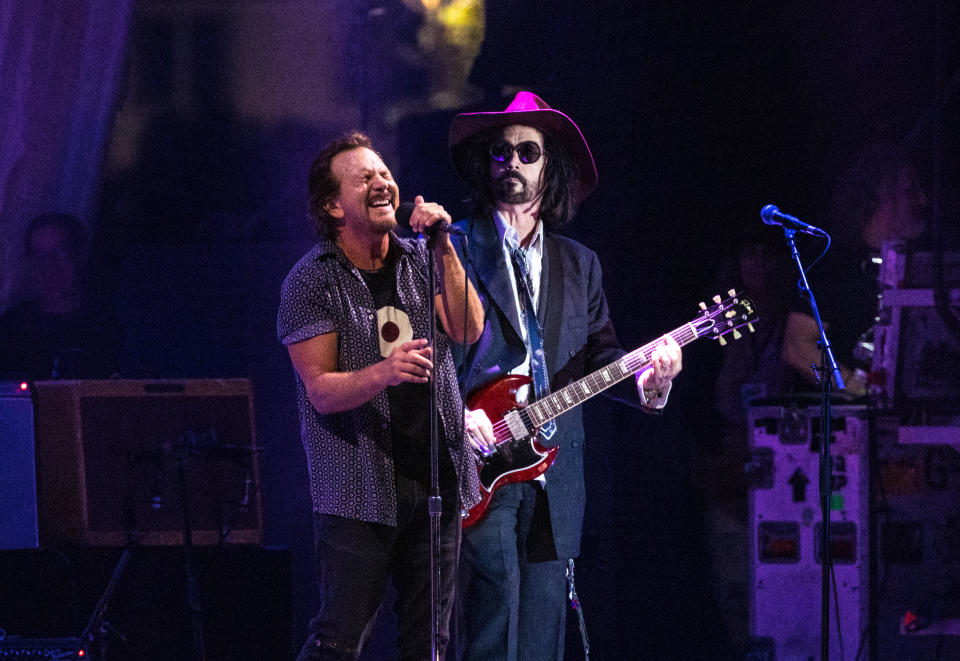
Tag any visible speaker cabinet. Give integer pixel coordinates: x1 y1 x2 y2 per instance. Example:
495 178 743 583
33 379 262 546
0 381 39 549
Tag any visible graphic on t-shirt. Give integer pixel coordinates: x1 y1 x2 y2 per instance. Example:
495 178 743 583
377 305 413 357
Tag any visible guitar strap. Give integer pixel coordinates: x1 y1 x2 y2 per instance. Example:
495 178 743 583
510 246 556 440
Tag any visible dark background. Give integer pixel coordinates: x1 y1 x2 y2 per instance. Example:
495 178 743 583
3 1 959 659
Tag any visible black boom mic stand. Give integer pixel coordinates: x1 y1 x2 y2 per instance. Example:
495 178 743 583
422 221 473 661
777 221 845 661
425 229 444 661
80 548 131 660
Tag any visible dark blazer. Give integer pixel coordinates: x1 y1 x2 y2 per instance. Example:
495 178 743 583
453 214 642 559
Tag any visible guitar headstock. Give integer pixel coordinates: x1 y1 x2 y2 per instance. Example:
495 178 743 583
694 289 758 345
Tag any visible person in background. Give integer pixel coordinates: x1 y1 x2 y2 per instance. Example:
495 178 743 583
0 212 116 379
781 142 929 396
699 231 800 656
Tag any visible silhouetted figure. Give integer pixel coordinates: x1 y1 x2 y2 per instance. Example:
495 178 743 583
0 213 116 379
699 233 800 657
782 142 930 395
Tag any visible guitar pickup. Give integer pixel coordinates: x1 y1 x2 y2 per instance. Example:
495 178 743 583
503 410 530 440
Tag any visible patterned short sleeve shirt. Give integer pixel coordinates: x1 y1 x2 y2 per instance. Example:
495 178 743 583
277 234 481 526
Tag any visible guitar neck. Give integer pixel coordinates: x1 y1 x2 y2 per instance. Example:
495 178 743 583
524 322 701 429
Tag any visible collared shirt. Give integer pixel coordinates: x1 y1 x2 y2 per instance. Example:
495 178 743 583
277 234 480 526
494 210 545 313
493 211 545 396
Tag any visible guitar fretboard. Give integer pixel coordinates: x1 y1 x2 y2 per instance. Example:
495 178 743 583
524 322 701 428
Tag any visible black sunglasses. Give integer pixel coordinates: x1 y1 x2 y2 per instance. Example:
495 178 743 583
489 140 542 164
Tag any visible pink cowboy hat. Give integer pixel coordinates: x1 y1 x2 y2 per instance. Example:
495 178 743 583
449 91 598 203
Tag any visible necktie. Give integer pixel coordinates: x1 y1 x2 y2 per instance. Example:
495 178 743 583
510 246 556 440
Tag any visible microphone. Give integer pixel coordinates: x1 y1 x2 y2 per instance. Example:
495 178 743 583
396 202 466 237
761 204 827 237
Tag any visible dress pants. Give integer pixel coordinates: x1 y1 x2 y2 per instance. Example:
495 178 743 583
459 481 568 661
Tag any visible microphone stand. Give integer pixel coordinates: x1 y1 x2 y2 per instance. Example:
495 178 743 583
177 457 206 661
80 548 131 660
781 228 845 661
425 230 443 661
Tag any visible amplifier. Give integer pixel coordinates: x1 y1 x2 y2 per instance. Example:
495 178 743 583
0 637 86 659
33 379 262 546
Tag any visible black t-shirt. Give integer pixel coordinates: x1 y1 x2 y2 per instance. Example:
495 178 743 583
359 250 456 488
0 298 117 379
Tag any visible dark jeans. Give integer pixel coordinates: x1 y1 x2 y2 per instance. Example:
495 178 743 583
459 481 568 661
296 475 461 661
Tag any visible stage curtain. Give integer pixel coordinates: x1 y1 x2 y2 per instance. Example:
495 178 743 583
0 0 132 310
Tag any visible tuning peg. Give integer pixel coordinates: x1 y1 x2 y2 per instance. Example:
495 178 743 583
712 295 722 304
732 329 742 340
718 335 727 346
747 323 755 333
728 289 736 297
698 301 707 310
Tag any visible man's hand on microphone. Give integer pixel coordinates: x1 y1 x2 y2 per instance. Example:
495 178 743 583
408 195 454 249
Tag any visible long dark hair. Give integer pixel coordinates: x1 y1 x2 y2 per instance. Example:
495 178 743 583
457 128 580 228
829 139 919 248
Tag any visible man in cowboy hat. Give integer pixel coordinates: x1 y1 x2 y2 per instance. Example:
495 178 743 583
449 92 683 660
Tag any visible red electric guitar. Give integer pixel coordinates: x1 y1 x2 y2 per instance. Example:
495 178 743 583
462 290 758 528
